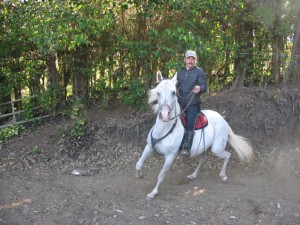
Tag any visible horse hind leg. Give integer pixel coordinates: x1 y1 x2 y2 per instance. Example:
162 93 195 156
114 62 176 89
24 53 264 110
187 153 206 180
211 142 231 182
147 154 176 199
218 150 231 182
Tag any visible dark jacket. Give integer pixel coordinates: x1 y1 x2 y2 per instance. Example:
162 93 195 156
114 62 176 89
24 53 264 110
177 66 207 107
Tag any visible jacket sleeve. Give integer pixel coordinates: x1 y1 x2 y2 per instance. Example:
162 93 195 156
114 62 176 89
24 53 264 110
198 69 207 94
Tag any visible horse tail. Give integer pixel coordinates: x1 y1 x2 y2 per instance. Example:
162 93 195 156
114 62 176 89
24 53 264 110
228 127 255 164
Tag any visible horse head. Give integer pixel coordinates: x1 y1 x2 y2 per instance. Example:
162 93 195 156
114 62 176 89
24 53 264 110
148 72 178 122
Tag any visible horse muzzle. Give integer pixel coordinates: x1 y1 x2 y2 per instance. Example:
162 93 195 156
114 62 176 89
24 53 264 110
159 104 171 122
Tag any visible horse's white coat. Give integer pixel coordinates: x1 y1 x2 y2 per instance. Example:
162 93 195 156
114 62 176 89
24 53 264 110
136 74 255 199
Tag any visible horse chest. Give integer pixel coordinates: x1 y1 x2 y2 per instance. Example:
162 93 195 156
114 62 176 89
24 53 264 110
154 140 179 155
149 129 183 155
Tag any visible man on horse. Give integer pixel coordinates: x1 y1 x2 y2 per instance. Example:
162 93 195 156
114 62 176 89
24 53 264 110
176 50 207 157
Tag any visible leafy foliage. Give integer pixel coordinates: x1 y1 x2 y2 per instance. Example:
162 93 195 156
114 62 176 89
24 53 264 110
0 0 299 115
118 79 147 107
0 125 24 143
68 97 87 139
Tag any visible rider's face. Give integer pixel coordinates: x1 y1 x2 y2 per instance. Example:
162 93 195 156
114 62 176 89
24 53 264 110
184 56 196 70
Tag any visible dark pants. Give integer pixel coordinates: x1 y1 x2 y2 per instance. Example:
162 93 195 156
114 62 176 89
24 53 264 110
186 104 200 131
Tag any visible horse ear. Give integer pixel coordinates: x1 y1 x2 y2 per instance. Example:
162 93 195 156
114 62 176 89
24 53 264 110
157 71 163 83
171 72 177 84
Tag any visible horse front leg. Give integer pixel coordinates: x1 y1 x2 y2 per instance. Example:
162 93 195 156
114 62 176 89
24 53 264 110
147 153 177 199
135 144 153 178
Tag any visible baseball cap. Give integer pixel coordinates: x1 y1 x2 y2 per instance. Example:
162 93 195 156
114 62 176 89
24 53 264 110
185 50 197 58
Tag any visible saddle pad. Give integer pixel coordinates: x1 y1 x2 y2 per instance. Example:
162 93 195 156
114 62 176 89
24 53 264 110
180 112 208 130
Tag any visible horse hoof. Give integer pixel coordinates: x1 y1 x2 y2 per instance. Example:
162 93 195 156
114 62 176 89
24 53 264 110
221 176 228 182
136 171 143 179
146 194 155 200
187 174 196 180
146 190 158 199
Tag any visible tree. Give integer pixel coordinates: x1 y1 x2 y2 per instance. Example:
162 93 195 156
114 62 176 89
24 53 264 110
1 0 300 112
255 0 299 85
289 8 300 82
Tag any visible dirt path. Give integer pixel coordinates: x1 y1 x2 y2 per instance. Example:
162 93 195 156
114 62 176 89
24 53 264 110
1 152 300 225
1 87 300 224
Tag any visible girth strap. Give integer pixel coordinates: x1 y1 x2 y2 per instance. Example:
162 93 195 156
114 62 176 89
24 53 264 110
151 118 177 148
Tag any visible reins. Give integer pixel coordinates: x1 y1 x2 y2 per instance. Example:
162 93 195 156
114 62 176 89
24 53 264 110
174 89 207 162
168 91 195 120
151 101 178 148
150 89 196 149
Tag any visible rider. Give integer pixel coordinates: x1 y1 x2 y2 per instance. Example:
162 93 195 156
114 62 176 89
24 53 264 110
176 50 207 157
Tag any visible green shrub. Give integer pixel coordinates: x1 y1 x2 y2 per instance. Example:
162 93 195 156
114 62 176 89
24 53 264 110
118 79 146 107
69 97 87 139
92 77 111 108
0 125 24 143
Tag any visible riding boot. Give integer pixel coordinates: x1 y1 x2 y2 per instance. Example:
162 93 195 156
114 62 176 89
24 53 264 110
180 131 194 157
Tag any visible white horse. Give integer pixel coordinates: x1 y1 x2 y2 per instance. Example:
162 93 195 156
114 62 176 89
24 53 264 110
135 73 255 199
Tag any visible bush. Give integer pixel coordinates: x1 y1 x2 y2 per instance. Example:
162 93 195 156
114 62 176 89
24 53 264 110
69 97 87 139
0 125 24 143
118 79 146 107
91 77 111 108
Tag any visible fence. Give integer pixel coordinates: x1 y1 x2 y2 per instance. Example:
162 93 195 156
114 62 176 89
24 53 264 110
0 95 51 129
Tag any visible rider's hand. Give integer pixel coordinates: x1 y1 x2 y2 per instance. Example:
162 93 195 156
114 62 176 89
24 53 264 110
193 85 201 94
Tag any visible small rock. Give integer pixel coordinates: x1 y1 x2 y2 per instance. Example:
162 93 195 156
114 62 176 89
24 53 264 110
114 209 123 213
71 169 93 176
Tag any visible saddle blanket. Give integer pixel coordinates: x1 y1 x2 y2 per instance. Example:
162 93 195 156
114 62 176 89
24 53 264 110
180 111 208 130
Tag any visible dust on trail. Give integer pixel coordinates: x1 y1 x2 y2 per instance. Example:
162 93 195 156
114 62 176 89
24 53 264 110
1 157 300 225
1 87 300 225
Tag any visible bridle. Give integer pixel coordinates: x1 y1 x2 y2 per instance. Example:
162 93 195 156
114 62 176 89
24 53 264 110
150 118 177 148
151 101 178 148
169 91 195 120
151 90 195 148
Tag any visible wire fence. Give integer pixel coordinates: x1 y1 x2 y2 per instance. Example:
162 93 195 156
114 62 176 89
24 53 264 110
0 95 52 129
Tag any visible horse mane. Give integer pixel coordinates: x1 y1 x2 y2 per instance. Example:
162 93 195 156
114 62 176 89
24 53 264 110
148 77 177 114
148 87 159 114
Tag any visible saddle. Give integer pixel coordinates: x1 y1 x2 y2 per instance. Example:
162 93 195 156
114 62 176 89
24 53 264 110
180 111 208 130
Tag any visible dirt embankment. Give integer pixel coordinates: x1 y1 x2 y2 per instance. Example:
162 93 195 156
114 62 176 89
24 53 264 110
0 86 300 225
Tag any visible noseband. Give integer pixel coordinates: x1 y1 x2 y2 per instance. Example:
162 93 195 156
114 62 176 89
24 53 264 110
151 91 195 148
151 101 177 148
158 103 172 120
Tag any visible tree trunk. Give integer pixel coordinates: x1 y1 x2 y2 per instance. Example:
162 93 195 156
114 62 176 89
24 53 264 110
0 74 11 116
272 15 284 84
46 53 60 87
46 53 63 110
224 51 231 77
232 1 254 89
136 3 148 81
72 47 89 100
289 8 300 82
12 61 22 110
232 57 246 89
57 51 71 99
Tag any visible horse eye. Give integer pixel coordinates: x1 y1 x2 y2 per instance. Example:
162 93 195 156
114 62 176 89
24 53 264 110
172 91 175 96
